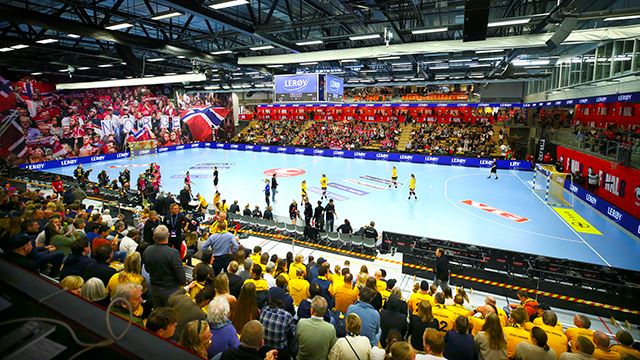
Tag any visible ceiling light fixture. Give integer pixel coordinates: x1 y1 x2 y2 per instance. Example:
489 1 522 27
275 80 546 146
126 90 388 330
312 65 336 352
105 22 134 30
177 55 186 59
77 67 90 70
67 33 81 38
488 18 530 27
249 45 274 51
340 59 358 63
300 62 318 65
267 64 284 68
295 40 323 46
31 72 43 75
164 72 177 75
603 14 640 21
151 11 183 20
392 62 412 66
411 27 448 35
97 64 113 68
36 39 58 44
209 0 249 10
147 58 165 62
211 50 233 55
348 34 381 41
378 56 400 60
0 48 15 52
512 59 550 66
10 44 29 49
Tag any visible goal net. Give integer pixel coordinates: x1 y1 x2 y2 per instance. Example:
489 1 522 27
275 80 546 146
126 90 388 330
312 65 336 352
532 164 574 207
128 140 158 159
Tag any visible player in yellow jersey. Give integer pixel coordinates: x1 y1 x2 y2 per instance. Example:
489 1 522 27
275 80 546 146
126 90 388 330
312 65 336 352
300 180 307 203
408 174 417 200
389 166 398 188
320 174 328 200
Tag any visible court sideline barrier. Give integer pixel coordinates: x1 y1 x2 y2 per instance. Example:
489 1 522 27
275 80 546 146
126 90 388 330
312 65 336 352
19 141 638 235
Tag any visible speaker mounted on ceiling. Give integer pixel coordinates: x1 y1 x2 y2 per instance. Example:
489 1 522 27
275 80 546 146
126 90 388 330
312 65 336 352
463 0 490 42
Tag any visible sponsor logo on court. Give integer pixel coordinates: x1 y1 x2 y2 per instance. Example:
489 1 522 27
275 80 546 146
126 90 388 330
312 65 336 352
479 159 493 166
277 147 287 152
461 200 529 223
245 145 254 150
553 208 602 235
328 182 369 196
90 155 105 162
176 145 185 150
451 158 466 165
231 144 239 149
313 149 325 155
332 150 344 156
400 155 413 161
158 147 168 153
263 168 305 177
354 152 366 158
261 146 270 151
585 194 597 205
345 178 387 190
376 153 389 159
216 144 225 148
117 152 129 158
425 156 438 163
307 186 348 201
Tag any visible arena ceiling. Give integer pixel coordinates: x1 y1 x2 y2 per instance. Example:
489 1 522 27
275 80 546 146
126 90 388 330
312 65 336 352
0 0 639 88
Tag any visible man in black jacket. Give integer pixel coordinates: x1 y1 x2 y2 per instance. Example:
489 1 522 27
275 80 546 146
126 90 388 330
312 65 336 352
433 247 449 292
303 199 313 226
0 233 38 273
163 203 188 252
179 185 193 211
143 211 161 245
143 225 187 307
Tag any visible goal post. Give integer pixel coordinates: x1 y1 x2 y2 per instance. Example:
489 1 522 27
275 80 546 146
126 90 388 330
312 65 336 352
532 164 574 207
128 140 158 159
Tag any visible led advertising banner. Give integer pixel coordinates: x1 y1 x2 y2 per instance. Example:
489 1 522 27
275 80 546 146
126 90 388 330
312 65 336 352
274 74 319 102
325 75 344 102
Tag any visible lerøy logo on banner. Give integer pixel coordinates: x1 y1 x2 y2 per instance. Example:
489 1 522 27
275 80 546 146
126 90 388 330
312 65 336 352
283 78 310 91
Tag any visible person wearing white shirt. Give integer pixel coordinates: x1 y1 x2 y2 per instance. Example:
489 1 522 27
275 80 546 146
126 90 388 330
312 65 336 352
329 313 371 360
416 328 448 360
101 209 113 227
263 262 276 289
119 229 140 256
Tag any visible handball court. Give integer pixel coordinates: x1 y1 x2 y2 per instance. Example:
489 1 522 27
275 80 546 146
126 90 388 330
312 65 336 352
47 147 639 271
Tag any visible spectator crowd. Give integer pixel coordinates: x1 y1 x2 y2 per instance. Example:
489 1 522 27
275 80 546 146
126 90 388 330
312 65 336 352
1 182 638 360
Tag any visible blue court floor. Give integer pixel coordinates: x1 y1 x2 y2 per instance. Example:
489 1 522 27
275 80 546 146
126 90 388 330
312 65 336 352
47 148 640 271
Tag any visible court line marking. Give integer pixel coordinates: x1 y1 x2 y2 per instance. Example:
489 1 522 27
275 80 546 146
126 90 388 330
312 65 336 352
443 173 583 243
510 170 611 267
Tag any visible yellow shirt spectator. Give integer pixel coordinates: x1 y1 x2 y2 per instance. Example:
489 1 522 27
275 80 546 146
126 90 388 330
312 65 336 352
334 283 360 314
289 261 306 279
432 304 456 331
243 278 269 292
539 324 568 359
250 253 262 266
209 219 228 234
469 315 486 336
503 324 531 358
593 348 622 360
448 304 471 319
408 292 434 314
288 277 310 306
611 344 640 359
565 327 594 347
375 280 387 292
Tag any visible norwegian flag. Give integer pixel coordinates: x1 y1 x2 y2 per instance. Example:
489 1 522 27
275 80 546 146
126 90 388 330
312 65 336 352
0 110 27 157
131 127 151 141
16 80 55 100
180 106 230 142
0 76 17 113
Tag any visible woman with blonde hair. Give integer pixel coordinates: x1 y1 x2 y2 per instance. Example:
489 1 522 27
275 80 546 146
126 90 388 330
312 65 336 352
214 272 237 313
60 275 84 295
80 277 109 307
329 313 371 360
179 319 211 358
474 313 507 360
409 300 439 351
388 341 416 360
106 252 146 297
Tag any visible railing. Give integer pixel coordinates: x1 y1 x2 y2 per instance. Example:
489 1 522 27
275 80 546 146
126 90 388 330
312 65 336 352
547 128 639 168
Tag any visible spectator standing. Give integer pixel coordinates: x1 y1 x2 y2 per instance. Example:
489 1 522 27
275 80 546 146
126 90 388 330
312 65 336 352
325 199 337 232
313 200 324 230
206 296 240 358
346 287 381 347
297 296 337 360
163 203 188 252
271 174 278 202
380 295 408 348
260 287 296 360
51 176 64 195
143 211 161 245
201 228 240 275
434 248 449 292
329 313 371 360
142 225 186 307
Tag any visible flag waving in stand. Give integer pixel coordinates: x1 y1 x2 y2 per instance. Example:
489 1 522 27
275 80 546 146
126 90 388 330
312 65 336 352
179 106 230 142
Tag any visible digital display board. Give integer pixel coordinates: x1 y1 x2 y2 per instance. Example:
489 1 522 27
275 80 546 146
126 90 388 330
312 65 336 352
274 74 319 102
325 75 344 102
